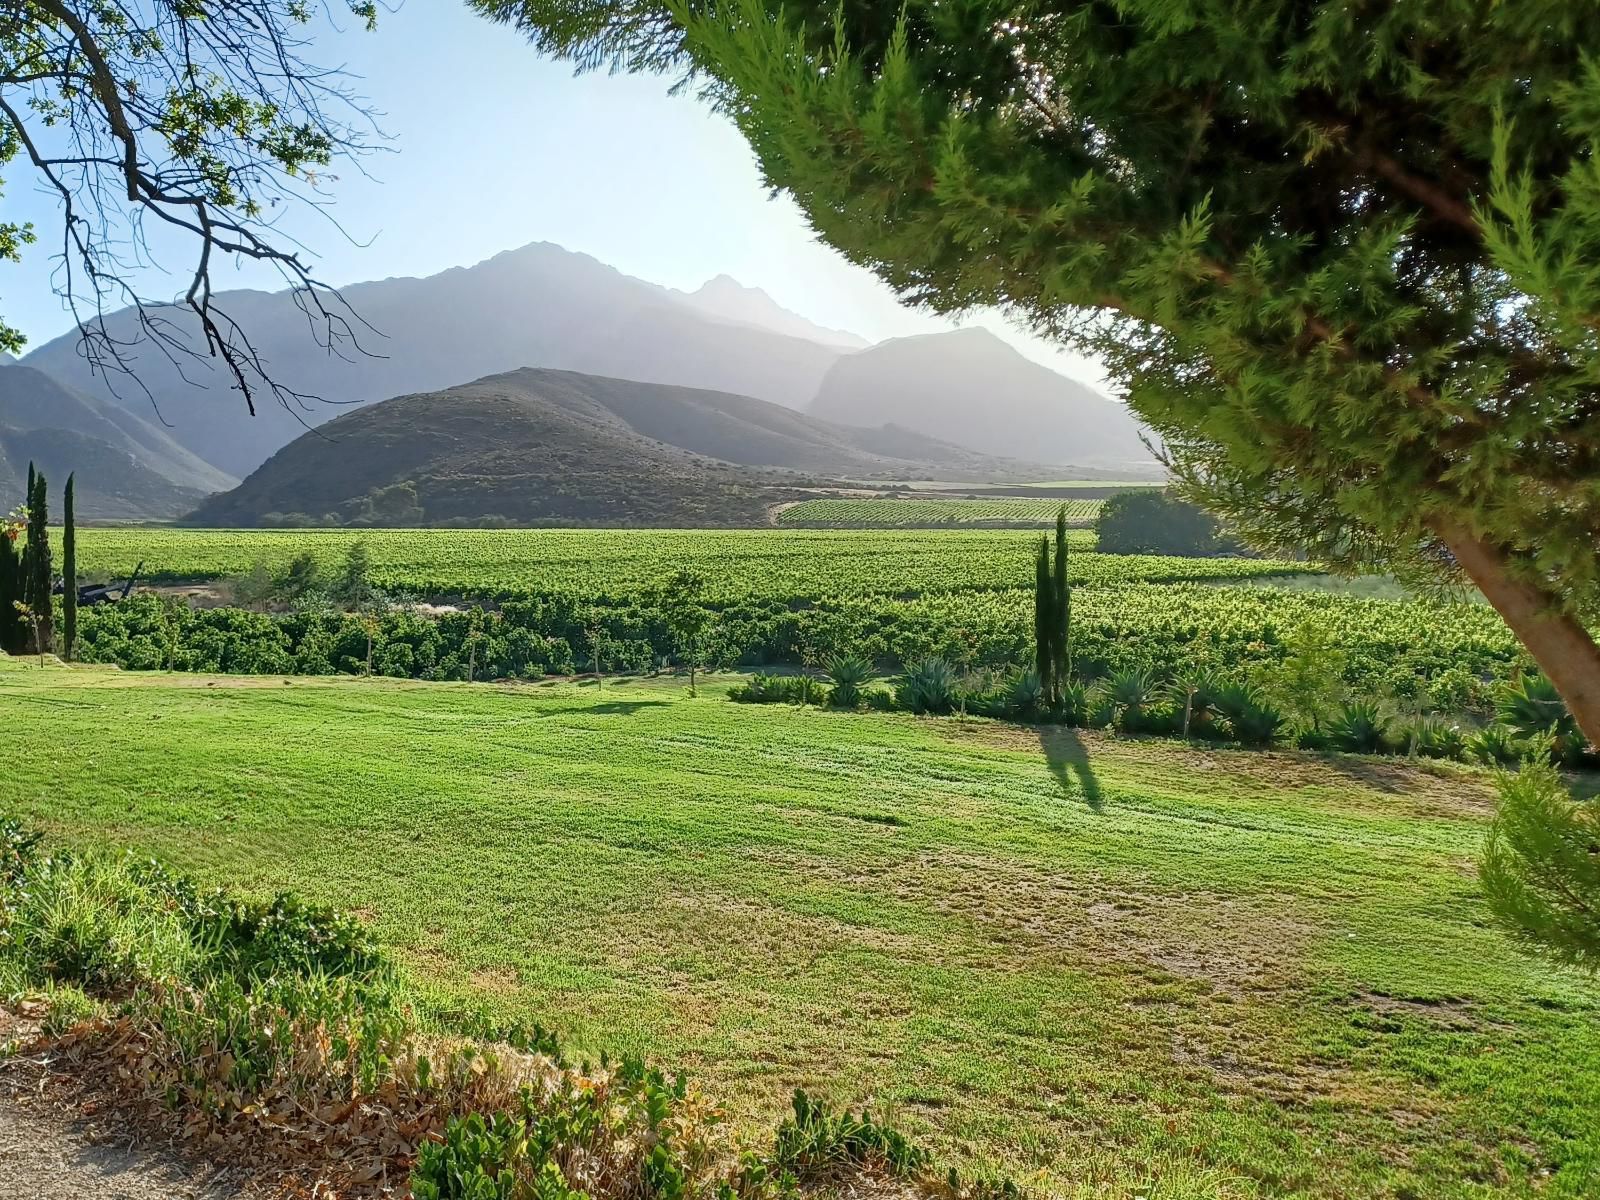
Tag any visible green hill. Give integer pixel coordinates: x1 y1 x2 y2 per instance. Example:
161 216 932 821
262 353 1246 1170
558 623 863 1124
0 364 236 518
187 367 1033 527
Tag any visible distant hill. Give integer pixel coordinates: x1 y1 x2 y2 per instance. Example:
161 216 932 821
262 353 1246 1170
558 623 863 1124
0 364 236 519
670 276 869 348
186 368 1041 527
810 328 1157 471
22 243 848 480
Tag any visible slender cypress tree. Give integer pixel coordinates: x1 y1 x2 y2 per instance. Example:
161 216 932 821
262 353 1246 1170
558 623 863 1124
1033 535 1055 706
0 532 20 655
25 470 51 654
62 474 77 661
1054 507 1071 687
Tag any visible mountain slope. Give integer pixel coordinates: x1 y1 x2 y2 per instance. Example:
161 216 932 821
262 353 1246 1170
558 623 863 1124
0 365 236 518
672 276 868 348
187 368 1041 528
810 328 1156 470
22 244 847 479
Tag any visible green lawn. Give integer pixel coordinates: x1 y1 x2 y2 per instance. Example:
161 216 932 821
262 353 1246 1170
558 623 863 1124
3 660 1597 1198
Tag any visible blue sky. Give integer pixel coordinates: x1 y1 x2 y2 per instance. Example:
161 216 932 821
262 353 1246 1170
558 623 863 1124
2 2 1105 388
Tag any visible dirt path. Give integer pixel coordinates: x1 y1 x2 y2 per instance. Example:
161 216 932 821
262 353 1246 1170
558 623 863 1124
0 1013 244 1200
0 1095 242 1200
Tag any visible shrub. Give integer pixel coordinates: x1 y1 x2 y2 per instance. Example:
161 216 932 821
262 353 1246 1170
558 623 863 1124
1326 700 1390 754
1216 683 1285 747
1496 672 1589 765
1389 714 1467 761
1467 724 1524 766
771 1089 928 1180
1005 667 1044 718
825 653 874 708
1105 668 1161 732
1168 670 1225 740
896 657 958 714
5 854 199 994
1481 753 1600 973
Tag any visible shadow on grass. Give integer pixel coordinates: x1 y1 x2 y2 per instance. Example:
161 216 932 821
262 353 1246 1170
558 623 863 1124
1038 726 1103 811
537 700 672 717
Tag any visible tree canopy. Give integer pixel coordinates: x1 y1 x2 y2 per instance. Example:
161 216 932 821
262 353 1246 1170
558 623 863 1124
474 0 1600 744
1 1 379 408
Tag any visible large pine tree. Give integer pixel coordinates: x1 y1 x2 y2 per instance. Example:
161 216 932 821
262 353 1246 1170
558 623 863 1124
477 0 1600 745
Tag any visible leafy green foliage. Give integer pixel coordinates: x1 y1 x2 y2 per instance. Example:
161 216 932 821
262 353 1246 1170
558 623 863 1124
771 1089 928 1180
1482 756 1600 973
896 657 958 714
1497 673 1590 765
1326 701 1391 755
824 653 873 708
1096 493 1236 558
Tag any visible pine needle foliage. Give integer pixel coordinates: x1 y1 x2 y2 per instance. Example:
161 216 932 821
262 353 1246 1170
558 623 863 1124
1482 754 1600 974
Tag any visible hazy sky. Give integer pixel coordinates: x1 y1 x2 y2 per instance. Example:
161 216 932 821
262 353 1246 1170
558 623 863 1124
2 2 1108 389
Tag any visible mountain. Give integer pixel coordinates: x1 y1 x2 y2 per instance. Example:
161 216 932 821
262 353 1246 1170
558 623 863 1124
186 367 1039 527
672 276 868 348
22 244 849 479
809 328 1157 470
0 364 236 519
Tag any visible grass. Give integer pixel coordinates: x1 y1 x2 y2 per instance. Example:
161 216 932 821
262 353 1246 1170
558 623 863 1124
3 658 1598 1197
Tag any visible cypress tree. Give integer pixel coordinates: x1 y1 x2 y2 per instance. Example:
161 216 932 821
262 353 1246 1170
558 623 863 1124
25 470 51 655
62 474 76 661
0 532 20 655
1054 506 1071 688
1033 535 1055 706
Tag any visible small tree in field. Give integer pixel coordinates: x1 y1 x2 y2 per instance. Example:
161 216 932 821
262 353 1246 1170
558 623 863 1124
21 469 51 656
1032 507 1073 707
61 475 77 662
661 570 713 696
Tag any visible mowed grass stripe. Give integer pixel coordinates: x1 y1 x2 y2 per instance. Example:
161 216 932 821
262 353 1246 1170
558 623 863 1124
3 662 1597 1197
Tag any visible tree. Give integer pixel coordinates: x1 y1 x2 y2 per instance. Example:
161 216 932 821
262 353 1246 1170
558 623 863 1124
333 539 373 611
1031 507 1072 707
22 467 50 655
1481 753 1600 974
61 472 75 660
660 569 712 696
0 514 22 654
1 1 380 408
279 552 322 601
474 0 1600 747
1096 492 1234 558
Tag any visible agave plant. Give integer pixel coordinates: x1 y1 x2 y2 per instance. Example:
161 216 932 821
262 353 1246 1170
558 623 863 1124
1106 668 1160 731
1216 683 1286 747
896 657 958 715
1497 672 1586 764
1005 667 1044 717
1057 678 1091 727
1326 699 1389 754
825 653 874 709
1466 723 1524 766
1167 669 1224 739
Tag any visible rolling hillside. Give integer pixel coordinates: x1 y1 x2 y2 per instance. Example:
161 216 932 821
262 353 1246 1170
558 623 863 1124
0 364 236 518
811 328 1155 470
185 368 1040 527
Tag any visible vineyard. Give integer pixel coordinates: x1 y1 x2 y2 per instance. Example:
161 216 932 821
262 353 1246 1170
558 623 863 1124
776 497 1103 527
76 527 1296 602
70 527 1526 699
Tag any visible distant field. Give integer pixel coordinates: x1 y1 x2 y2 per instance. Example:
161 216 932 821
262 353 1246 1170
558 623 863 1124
777 497 1102 527
6 662 1597 1198
76 526 1297 601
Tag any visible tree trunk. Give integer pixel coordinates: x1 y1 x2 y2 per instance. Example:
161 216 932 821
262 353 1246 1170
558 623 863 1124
1432 517 1600 749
